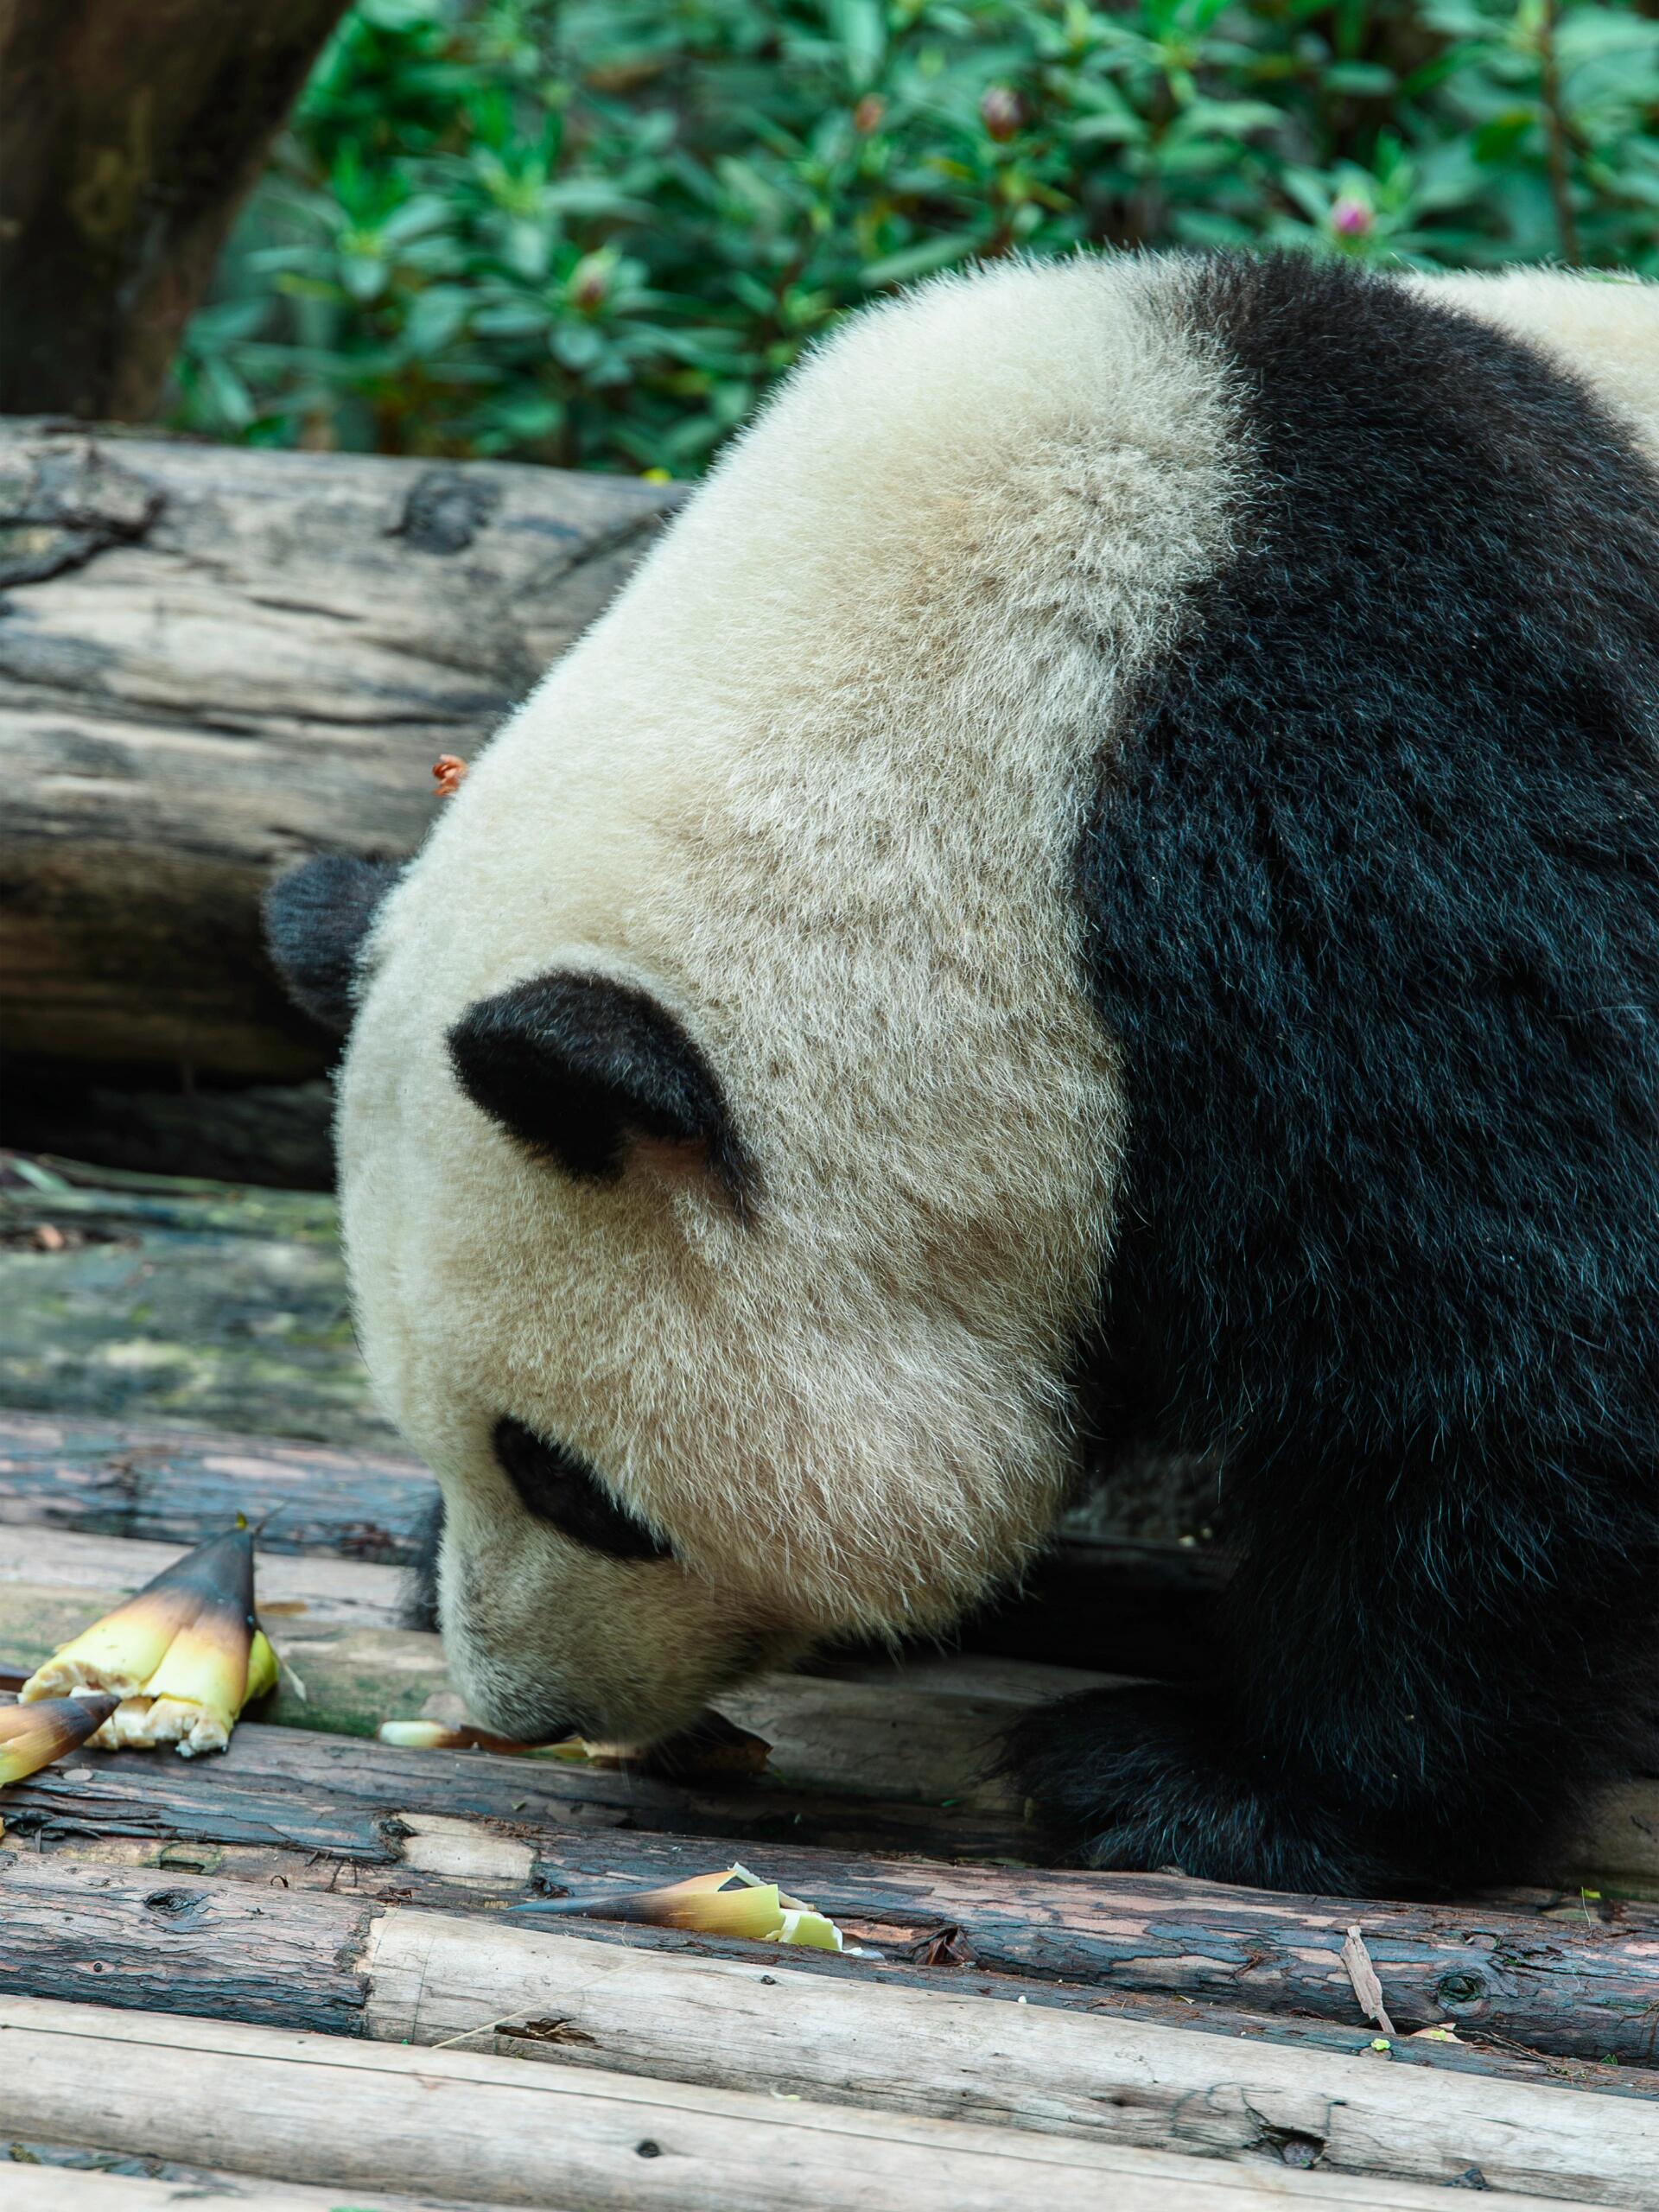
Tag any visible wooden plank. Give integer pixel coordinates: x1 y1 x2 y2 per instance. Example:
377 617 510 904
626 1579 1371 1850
0 1994 1601 2211
0 1184 397 1447
0 1526 409 1631
4 1722 1656 2062
0 1859 1649 2201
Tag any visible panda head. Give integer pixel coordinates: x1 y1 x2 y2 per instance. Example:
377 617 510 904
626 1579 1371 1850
265 256 1243 1744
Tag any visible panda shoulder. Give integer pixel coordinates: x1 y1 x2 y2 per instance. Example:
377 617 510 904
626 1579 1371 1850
1408 266 1659 466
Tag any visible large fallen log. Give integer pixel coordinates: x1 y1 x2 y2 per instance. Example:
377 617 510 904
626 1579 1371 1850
4 1721 1656 2061
1 1861 1651 2202
0 1993 1605 2212
0 420 676 1084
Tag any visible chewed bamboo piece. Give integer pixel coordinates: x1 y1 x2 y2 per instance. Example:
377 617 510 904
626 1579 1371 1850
378 1707 771 1779
0 1693 118 1786
510 1862 854 1954
20 1529 279 1758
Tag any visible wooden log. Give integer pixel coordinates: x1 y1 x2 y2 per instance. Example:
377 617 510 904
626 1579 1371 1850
26 1828 1653 2099
0 420 676 1082
0 1178 399 1448
0 2 349 419
0 1993 1601 2212
0 1860 1651 2201
4 1720 1656 2061
5 2170 463 2212
0 1410 435 1560
3 1070 339 1192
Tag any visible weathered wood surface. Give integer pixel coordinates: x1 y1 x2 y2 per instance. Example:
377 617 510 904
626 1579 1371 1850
5 1073 340 1192
0 3 348 420
5 2169 467 2212
1 1861 1651 2201
0 420 676 1081
0 1409 433 1559
6 2169 490 2212
22 1829 1643 2098
0 1171 398 1446
4 1719 1656 2061
0 1995 1602 2212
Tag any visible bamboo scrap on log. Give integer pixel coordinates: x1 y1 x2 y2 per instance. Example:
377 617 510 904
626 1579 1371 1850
0 419 677 1080
0 1994 1608 2212
3 1720 1656 2061
0 1861 1652 2202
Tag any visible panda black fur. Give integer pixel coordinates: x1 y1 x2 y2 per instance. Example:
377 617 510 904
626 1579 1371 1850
270 252 1659 1897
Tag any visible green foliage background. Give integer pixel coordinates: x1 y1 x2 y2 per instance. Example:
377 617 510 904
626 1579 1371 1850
176 0 1658 474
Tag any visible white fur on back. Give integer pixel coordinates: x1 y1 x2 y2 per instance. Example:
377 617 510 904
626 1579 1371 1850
340 254 1242 1733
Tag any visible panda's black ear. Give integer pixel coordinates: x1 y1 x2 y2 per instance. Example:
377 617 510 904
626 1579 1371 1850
448 971 755 1210
263 855 401 1034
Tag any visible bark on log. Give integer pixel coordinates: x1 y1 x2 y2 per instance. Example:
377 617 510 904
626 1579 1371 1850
0 420 676 1079
3 1720 1656 2061
0 1993 1599 2212
0 3 349 420
1 1860 1652 2202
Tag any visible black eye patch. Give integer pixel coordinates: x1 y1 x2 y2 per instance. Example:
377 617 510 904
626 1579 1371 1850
492 1416 673 1563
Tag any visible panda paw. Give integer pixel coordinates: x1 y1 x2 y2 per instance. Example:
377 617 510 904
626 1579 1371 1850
1001 1686 1390 1897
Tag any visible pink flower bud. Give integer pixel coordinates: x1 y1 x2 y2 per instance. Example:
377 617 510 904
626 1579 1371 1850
1331 195 1374 238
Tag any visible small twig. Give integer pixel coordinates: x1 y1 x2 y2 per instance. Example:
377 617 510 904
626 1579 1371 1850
1340 1923 1397 2038
1538 0 1581 265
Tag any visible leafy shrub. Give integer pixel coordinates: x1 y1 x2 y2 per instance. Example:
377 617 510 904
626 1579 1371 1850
175 0 1659 473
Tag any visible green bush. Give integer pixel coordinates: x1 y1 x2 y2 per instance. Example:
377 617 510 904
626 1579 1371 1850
175 0 1659 474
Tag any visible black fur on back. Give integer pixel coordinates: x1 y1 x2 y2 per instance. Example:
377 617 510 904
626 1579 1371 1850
1006 257 1659 1896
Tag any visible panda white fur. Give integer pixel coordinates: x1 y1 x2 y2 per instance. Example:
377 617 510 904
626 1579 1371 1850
269 253 1659 1896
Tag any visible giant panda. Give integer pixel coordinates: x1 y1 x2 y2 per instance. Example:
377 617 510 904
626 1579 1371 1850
268 252 1659 1897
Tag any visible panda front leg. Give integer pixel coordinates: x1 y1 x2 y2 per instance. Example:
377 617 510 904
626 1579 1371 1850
1001 1441 1644 1897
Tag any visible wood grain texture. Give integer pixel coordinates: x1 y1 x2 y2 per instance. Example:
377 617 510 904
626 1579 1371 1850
0 1994 1602 2212
4 1720 1656 2061
0 1859 1650 2200
0 421 676 1077
3 2168 475 2212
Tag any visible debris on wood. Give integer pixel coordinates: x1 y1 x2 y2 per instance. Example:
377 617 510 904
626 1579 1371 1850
1340 1923 1398 2037
18 1529 277 1758
378 1706 771 1779
432 754 469 798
